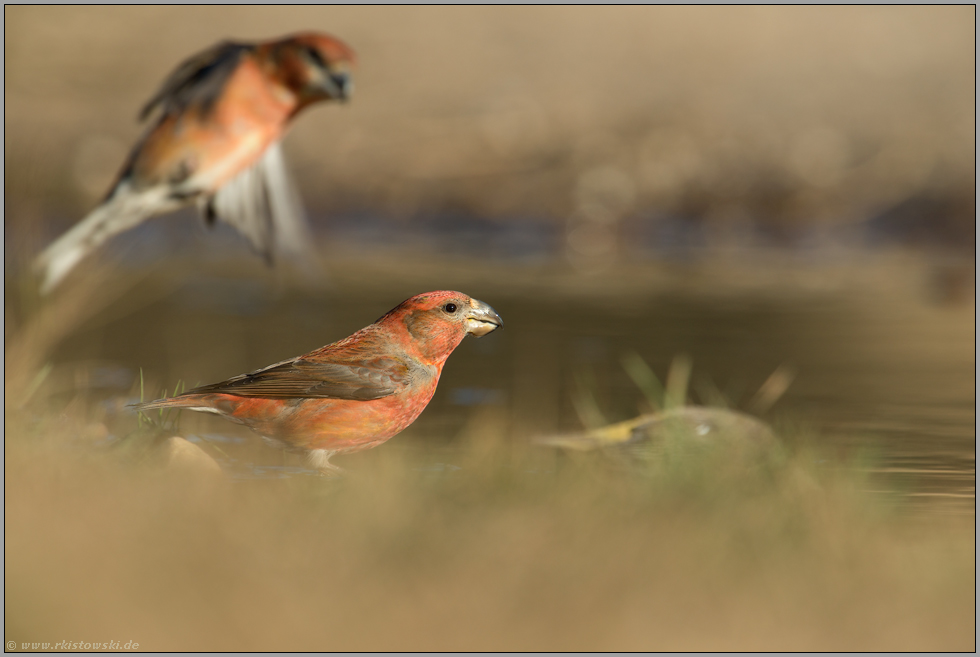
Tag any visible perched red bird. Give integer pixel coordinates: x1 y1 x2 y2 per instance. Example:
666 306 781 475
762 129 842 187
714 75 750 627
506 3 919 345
136 291 503 473
35 32 356 293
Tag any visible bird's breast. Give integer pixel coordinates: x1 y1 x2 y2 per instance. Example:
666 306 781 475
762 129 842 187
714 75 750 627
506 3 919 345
208 376 440 454
126 58 298 194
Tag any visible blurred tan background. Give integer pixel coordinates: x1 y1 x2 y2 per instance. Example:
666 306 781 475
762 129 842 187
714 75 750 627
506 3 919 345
5 5 975 260
4 8 976 652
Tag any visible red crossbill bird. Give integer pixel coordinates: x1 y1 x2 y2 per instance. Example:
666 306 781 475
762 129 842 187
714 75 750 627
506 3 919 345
136 291 503 474
35 32 356 294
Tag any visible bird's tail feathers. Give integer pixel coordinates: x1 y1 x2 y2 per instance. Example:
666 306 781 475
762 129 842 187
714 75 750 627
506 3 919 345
34 184 173 294
133 395 218 414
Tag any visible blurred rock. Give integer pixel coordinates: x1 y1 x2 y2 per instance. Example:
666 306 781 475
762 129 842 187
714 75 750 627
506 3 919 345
536 406 777 456
627 405 776 446
156 436 223 477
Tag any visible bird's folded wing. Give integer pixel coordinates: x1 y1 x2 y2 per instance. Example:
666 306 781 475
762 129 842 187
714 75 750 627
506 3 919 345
186 356 409 401
139 40 253 121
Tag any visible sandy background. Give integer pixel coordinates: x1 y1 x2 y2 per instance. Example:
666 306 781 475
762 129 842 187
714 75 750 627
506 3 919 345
5 6 975 256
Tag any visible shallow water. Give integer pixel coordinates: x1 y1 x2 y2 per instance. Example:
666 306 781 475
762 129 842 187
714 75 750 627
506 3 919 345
37 250 976 513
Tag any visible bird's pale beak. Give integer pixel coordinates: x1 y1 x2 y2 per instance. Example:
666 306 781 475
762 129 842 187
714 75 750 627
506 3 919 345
465 299 503 337
322 71 352 101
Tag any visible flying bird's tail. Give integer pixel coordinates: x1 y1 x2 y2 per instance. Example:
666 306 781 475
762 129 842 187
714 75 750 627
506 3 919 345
34 184 175 294
35 143 323 294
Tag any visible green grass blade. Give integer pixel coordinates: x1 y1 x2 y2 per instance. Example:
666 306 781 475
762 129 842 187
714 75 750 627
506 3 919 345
664 354 692 410
620 351 664 411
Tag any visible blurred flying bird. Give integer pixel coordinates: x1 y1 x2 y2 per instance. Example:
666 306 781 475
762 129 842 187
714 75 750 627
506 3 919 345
35 32 356 294
135 291 503 473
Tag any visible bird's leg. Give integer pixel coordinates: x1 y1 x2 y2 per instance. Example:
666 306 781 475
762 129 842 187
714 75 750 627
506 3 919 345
308 449 345 476
198 196 218 227
318 462 346 477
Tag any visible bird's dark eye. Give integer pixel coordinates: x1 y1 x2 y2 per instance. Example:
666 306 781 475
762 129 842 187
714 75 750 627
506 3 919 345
305 46 326 68
443 303 458 314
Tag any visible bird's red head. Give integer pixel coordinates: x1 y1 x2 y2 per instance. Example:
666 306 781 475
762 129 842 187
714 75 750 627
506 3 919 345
289 32 357 67
270 32 357 107
378 291 504 366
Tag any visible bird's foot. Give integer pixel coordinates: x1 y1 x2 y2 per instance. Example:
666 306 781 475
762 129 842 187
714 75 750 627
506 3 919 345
308 449 345 477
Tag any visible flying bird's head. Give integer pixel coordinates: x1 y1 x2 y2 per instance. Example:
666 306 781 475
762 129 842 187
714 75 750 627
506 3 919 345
379 291 503 365
275 32 357 106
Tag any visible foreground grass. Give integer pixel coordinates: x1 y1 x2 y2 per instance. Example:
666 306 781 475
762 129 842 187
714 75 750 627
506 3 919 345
4 407 974 652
